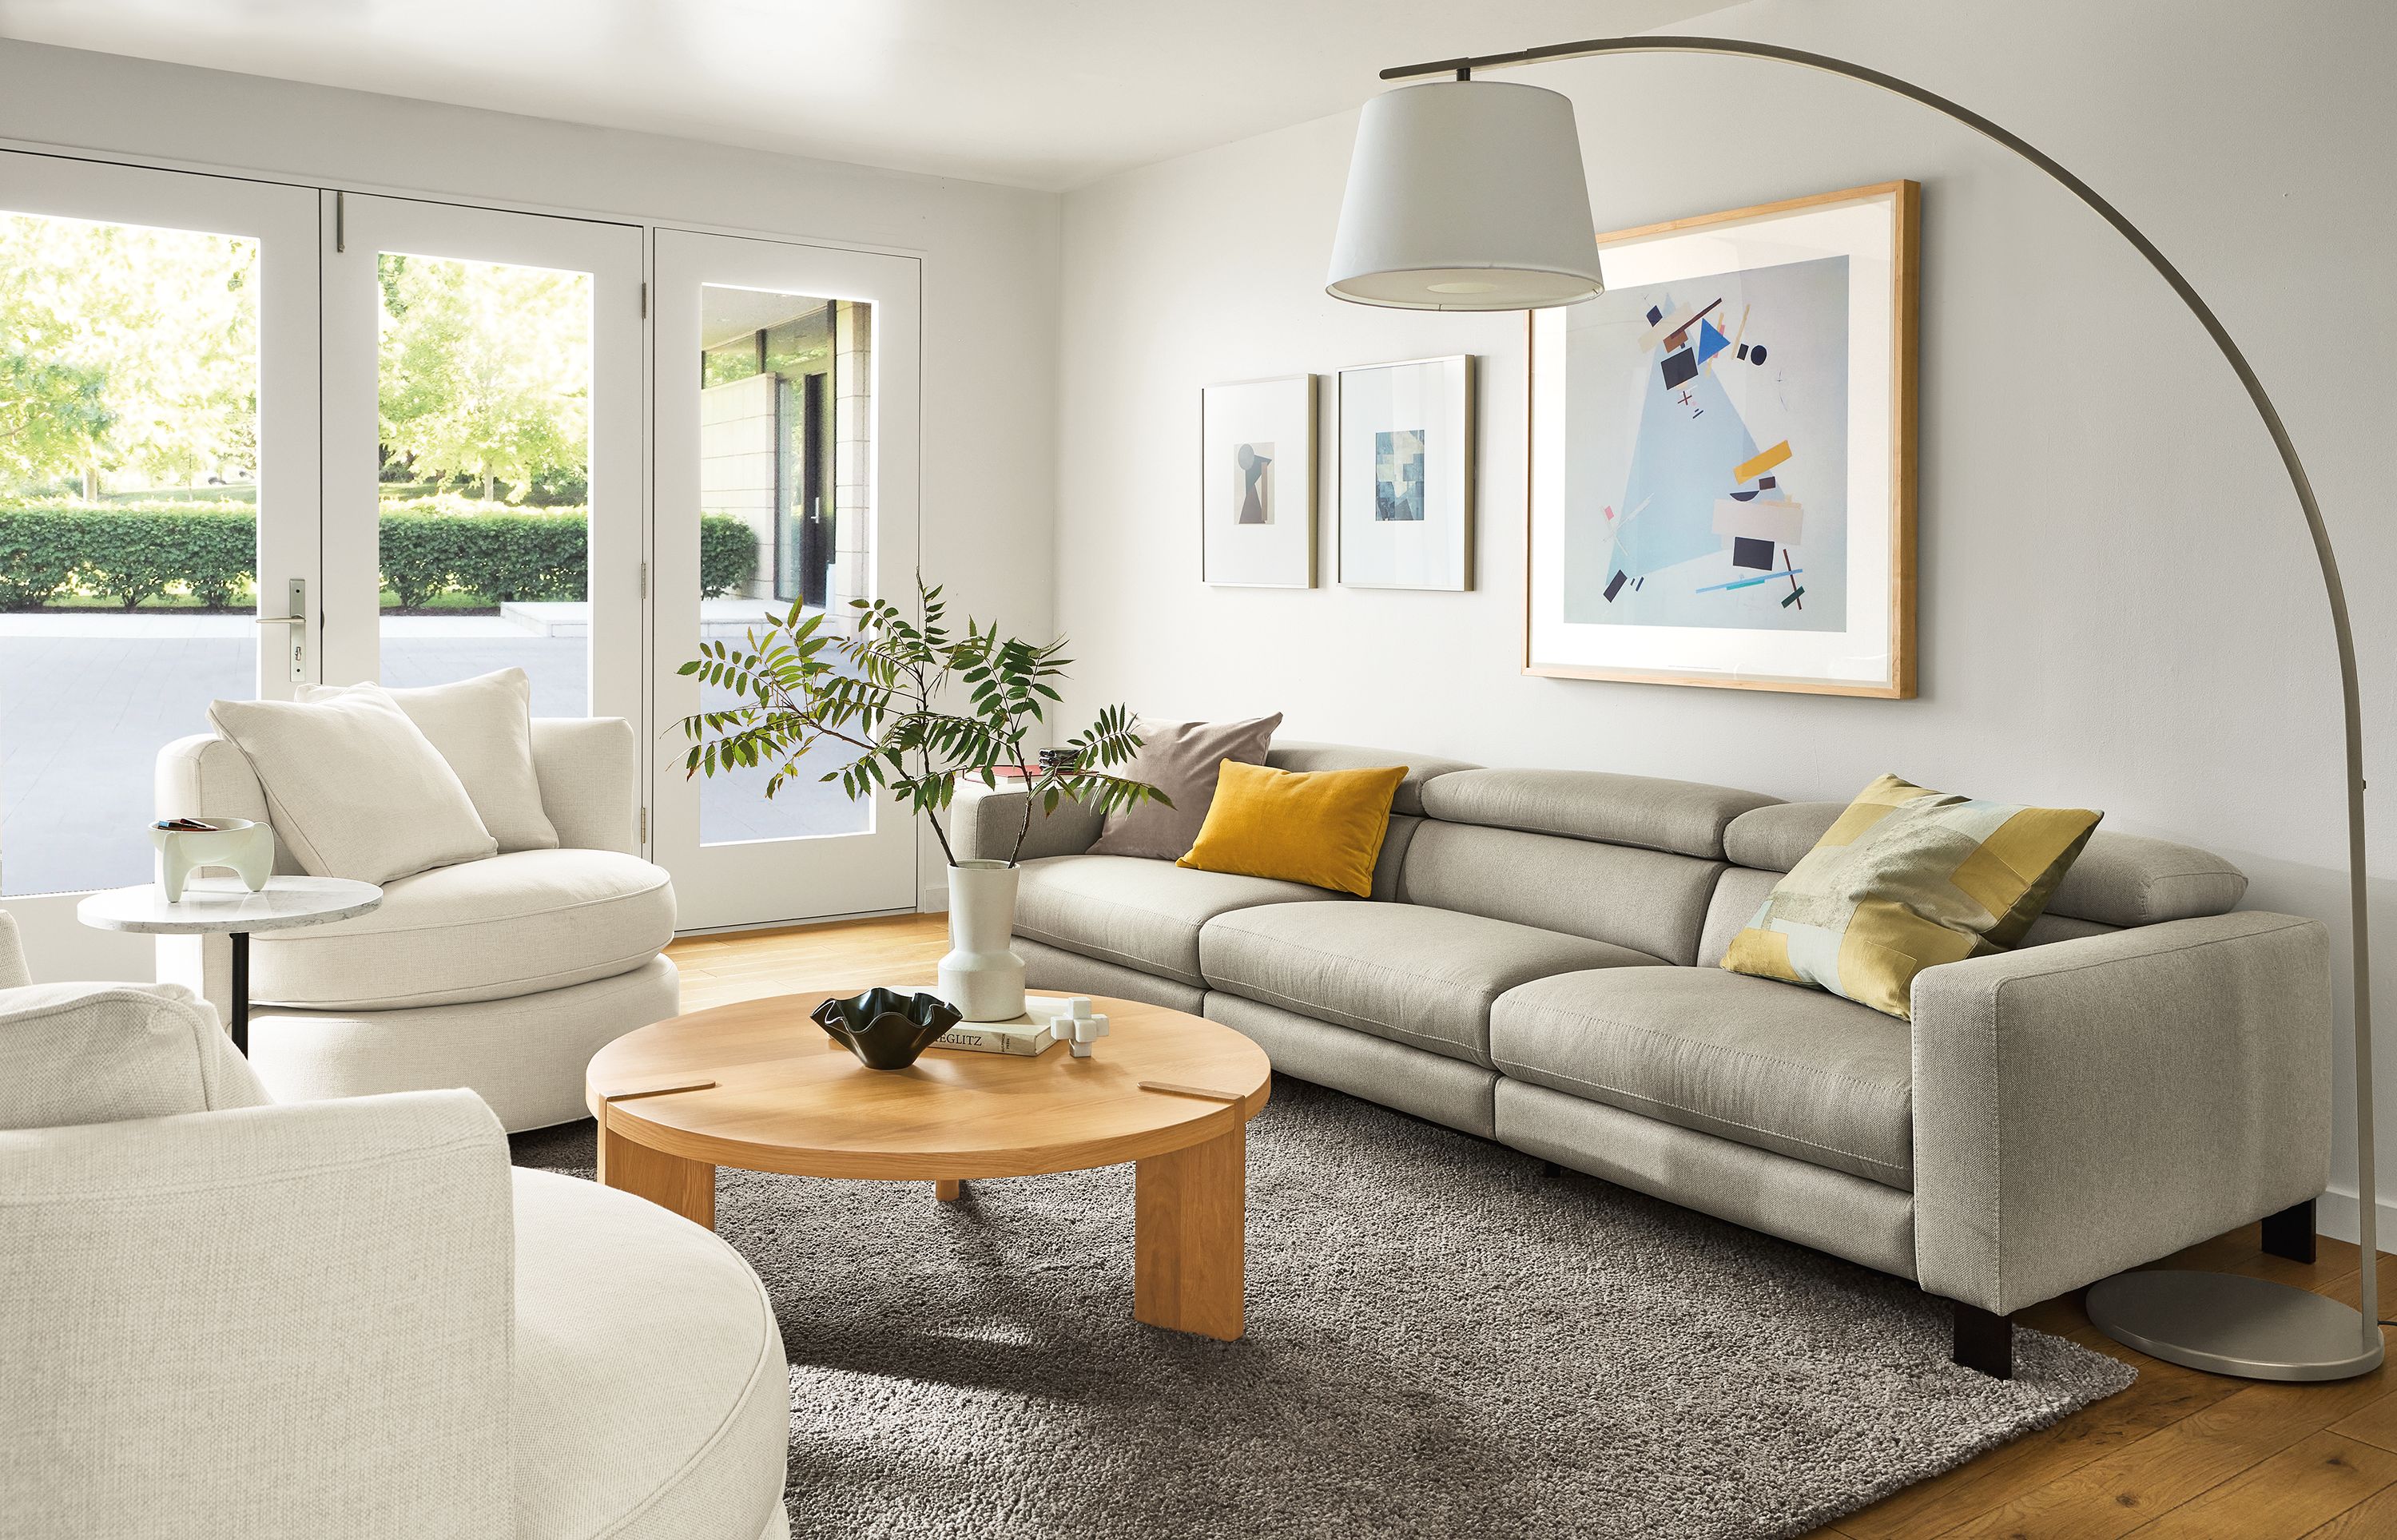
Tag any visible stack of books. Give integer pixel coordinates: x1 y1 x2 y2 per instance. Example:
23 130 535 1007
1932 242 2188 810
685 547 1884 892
935 997 1072 1058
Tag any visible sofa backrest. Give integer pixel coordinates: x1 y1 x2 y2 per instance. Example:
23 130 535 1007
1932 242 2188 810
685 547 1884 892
1266 740 1479 817
1688 801 2246 967
1719 803 2248 927
156 716 638 869
1395 768 1781 965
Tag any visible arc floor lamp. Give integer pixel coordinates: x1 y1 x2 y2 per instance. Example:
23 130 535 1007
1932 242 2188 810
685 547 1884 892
1325 35 2379 1381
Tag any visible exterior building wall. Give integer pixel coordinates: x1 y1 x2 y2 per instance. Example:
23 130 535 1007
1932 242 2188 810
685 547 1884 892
832 300 873 621
699 372 777 601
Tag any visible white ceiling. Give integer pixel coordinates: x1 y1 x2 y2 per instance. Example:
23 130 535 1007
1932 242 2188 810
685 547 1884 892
0 0 1739 191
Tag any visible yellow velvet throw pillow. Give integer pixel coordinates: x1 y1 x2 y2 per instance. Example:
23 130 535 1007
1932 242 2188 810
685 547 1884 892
1176 760 1409 898
1722 773 2101 1019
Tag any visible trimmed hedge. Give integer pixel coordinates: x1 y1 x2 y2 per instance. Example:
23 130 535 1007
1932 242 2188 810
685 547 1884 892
0 502 759 609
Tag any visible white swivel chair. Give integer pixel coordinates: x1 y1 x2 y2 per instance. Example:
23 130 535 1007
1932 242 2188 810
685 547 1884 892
0 911 791 1540
155 716 676 1132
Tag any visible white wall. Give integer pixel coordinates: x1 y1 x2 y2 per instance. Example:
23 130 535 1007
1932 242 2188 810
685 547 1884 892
1054 0 2397 1236
0 37 1061 963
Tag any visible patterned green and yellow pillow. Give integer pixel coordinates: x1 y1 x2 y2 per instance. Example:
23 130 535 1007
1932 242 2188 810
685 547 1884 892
1723 774 2101 1018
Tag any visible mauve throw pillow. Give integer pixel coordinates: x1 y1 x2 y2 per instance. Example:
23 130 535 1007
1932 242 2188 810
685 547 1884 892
1088 713 1282 860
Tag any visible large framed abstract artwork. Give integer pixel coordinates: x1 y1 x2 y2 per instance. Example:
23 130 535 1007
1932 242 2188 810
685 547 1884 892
1200 373 1318 588
1526 181 1918 696
1338 355 1475 591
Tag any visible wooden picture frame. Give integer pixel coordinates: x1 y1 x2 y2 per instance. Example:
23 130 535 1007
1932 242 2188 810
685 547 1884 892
1524 180 1918 697
1337 355 1476 591
1200 373 1318 588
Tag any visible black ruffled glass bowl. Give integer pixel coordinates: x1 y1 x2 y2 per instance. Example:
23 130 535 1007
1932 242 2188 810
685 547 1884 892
811 988 964 1070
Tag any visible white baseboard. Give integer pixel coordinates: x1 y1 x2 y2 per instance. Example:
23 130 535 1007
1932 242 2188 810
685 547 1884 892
919 883 948 914
2316 1185 2397 1254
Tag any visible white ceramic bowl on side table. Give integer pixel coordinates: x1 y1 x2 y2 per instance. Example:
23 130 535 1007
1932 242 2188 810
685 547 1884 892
151 818 275 903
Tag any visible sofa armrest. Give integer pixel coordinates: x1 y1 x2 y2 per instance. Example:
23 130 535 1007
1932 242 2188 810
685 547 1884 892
532 716 638 854
1911 911 2331 1313
949 776 1103 864
0 1089 515 1538
0 911 25 990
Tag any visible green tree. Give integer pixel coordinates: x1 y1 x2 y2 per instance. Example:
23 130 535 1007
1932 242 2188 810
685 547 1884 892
376 254 589 502
0 344 113 486
0 213 258 496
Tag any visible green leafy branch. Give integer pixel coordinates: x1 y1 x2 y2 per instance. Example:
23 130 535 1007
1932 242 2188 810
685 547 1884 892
674 578 1167 867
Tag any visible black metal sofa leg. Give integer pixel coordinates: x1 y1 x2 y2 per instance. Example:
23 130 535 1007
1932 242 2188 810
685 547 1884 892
2261 1197 2318 1264
1952 1300 2013 1379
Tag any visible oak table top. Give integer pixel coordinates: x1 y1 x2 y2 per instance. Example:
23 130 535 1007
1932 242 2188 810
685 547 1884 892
585 988 1274 1182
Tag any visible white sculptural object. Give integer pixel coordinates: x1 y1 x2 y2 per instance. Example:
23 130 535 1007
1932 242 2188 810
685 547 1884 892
1046 996 1110 1059
152 818 274 903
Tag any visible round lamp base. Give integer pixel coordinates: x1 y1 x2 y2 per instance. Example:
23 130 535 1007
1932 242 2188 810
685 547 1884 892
2086 1270 2383 1381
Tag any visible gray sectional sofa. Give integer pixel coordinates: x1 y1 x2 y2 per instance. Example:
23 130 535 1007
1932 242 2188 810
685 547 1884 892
952 743 2334 1377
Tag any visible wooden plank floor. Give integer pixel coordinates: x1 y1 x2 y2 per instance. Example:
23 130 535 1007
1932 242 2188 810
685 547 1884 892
668 913 2395 1538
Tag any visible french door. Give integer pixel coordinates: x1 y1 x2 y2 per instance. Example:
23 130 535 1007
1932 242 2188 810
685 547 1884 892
0 150 319 974
650 229 921 929
321 195 645 722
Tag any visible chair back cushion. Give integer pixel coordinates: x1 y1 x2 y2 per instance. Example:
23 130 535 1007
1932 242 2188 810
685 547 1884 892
0 982 266 1129
209 692 497 884
301 669 558 854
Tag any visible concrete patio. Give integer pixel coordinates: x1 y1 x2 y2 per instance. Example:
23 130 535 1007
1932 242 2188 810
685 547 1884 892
0 609 866 897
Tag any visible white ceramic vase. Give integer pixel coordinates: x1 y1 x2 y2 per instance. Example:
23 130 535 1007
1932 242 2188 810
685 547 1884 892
938 859 1027 1022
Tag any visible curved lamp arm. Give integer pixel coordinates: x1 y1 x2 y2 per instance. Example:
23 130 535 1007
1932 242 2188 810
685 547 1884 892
1381 35 2377 1348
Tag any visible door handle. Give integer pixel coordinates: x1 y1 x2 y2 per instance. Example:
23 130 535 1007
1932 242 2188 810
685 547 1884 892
256 578 306 684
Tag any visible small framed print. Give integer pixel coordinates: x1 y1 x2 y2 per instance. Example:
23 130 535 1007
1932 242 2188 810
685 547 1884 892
1200 373 1317 587
1527 181 1919 696
1338 355 1475 591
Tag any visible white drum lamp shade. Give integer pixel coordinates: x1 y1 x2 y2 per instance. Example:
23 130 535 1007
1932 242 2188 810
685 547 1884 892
1326 79 1605 311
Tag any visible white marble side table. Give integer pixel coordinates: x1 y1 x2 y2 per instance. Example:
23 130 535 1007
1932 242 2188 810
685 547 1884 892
78 876 381 1055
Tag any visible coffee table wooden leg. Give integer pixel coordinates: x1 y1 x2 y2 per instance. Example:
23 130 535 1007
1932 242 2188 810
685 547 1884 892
934 1179 964 1201
598 1117 715 1229
1135 1123 1245 1340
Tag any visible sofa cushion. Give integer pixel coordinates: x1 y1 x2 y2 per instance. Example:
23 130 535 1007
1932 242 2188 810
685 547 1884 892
1418 767 1779 859
1723 801 2245 927
251 848 674 1010
1491 968 1914 1189
1013 854 1342 987
1202 901 1660 1067
1398 820 1722 965
511 1169 788 1540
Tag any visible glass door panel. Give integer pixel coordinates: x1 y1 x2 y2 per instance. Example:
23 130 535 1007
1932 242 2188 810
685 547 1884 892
695 284 867 846
322 196 642 724
0 153 317 924
654 231 920 929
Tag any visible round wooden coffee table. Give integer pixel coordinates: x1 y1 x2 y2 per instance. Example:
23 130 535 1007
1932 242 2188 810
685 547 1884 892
585 990 1273 1340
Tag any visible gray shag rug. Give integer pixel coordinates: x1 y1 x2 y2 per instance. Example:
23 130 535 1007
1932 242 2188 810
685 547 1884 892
514 1076 2133 1539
